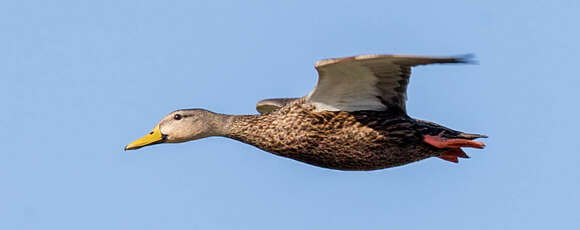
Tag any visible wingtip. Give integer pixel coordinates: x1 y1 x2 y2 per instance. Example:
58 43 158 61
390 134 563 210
454 54 478 64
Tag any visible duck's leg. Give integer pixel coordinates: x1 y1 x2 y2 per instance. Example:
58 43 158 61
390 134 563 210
423 133 485 163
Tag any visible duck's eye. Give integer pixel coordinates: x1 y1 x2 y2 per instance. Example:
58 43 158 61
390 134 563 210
173 114 182 120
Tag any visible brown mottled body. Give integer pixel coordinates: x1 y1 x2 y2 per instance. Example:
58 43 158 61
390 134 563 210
226 100 457 170
125 54 486 170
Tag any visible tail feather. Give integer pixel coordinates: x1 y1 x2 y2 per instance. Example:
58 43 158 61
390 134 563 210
458 132 488 140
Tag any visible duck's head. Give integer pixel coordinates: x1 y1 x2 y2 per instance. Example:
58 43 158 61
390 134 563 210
125 109 221 150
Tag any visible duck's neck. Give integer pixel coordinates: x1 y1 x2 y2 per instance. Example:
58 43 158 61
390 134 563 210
210 112 288 154
207 112 255 136
214 113 271 146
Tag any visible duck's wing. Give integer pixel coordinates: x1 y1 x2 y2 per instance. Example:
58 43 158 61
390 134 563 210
256 98 299 114
306 54 474 112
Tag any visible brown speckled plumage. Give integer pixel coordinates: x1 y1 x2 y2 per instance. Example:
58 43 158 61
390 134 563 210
125 53 486 171
224 99 476 170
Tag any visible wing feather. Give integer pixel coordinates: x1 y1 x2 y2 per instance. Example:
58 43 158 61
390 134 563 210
306 54 473 112
256 98 299 114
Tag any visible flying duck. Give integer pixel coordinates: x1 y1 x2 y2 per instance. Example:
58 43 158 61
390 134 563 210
125 54 486 170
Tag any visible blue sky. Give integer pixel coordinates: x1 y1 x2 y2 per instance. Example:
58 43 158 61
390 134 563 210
1 0 579 229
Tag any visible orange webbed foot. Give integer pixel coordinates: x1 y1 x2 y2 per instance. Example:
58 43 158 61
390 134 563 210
437 148 469 163
424 134 485 149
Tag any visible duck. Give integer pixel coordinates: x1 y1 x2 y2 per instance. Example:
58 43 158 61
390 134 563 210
125 54 486 171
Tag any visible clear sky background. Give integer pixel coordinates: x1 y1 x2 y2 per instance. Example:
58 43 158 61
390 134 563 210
1 0 579 229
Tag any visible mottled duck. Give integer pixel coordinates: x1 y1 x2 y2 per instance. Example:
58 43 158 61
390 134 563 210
125 54 486 170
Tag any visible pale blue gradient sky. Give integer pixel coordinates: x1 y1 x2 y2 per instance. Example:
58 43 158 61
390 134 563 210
1 0 579 229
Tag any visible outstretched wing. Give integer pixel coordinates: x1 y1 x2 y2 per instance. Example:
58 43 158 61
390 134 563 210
306 54 474 112
256 98 299 114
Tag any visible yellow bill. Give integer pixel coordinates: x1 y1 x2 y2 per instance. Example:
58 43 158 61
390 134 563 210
125 124 165 150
